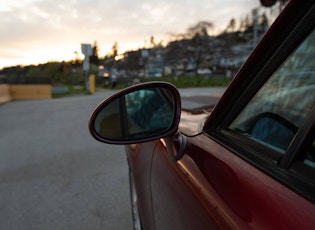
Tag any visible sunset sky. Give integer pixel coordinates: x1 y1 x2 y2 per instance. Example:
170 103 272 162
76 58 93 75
0 0 279 69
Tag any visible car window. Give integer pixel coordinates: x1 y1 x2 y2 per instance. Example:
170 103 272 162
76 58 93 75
304 140 315 168
229 28 315 154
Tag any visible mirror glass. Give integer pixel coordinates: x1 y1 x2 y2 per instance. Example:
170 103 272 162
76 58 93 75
93 87 175 141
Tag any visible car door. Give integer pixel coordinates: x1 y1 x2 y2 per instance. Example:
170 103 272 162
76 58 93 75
149 2 315 229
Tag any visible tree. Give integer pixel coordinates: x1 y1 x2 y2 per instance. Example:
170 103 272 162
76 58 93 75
42 62 62 84
150 35 164 48
25 66 41 84
239 16 252 32
112 42 119 58
101 42 119 70
150 36 155 48
90 41 99 66
122 50 142 73
259 13 269 29
186 21 214 38
167 20 215 75
226 18 236 33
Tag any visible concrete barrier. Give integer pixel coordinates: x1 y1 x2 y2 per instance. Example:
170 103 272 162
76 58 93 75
9 85 51 100
0 84 12 104
0 84 52 104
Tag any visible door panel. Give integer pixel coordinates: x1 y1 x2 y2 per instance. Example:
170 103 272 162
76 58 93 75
127 142 157 229
150 135 315 229
150 139 222 230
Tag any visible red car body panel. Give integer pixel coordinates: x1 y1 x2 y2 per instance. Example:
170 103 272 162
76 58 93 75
128 111 315 229
127 142 156 229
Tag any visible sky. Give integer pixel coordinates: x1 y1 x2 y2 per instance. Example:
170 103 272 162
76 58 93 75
0 0 272 69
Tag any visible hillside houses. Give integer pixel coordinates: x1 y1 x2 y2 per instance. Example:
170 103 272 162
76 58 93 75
100 25 266 84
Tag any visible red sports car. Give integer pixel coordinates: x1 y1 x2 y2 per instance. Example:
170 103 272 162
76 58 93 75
89 0 315 229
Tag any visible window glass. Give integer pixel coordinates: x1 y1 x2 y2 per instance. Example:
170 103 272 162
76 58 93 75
229 29 315 153
304 140 315 168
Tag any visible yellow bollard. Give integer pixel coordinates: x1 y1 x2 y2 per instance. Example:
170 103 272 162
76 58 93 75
89 74 95 94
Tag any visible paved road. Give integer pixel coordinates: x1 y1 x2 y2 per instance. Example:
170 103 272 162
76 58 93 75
0 87 225 230
179 87 225 108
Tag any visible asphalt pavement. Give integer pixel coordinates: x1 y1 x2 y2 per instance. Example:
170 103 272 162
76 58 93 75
0 87 225 230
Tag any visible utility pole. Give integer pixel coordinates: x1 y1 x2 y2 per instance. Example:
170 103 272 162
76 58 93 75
81 44 92 92
252 8 259 48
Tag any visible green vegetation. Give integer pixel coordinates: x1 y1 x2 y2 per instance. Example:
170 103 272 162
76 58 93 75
108 75 232 90
145 76 232 88
52 85 87 98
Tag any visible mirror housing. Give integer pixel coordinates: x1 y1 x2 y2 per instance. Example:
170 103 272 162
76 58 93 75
89 82 181 144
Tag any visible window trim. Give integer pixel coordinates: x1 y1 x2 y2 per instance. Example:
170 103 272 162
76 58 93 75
220 16 315 131
204 4 315 203
280 107 315 168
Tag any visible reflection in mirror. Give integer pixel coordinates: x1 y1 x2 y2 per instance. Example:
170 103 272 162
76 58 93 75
94 97 122 138
93 87 175 141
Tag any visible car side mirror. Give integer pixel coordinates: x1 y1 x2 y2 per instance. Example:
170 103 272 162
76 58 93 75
89 82 182 144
